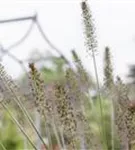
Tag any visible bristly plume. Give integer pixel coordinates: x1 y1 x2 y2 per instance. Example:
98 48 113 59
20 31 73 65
113 76 135 149
115 76 130 110
81 0 97 53
54 83 78 149
64 68 87 148
103 47 114 91
71 50 92 91
28 63 52 116
113 77 129 150
65 68 101 149
65 68 80 107
0 64 19 104
64 68 86 114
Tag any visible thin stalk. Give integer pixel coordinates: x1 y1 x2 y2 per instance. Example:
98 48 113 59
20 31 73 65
45 123 53 150
91 50 108 150
111 99 115 150
0 142 7 150
35 110 42 149
43 113 63 150
23 136 28 150
52 121 64 150
59 128 67 150
0 102 37 150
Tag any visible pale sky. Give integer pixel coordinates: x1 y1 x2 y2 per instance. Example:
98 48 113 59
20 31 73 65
0 0 135 83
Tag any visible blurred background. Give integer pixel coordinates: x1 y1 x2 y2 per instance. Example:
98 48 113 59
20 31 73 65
1 0 135 82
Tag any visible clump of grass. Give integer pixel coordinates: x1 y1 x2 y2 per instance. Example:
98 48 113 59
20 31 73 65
0 1 135 150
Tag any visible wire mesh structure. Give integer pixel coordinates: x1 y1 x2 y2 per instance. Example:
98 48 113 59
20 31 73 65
0 13 71 77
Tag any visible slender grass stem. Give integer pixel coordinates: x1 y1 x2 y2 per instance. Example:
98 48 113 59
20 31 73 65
111 99 115 150
0 141 7 150
59 128 67 150
52 121 63 150
45 123 53 150
91 50 108 150
43 113 64 150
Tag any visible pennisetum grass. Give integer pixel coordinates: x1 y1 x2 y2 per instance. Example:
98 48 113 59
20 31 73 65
81 0 108 149
28 62 64 150
0 1 135 150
